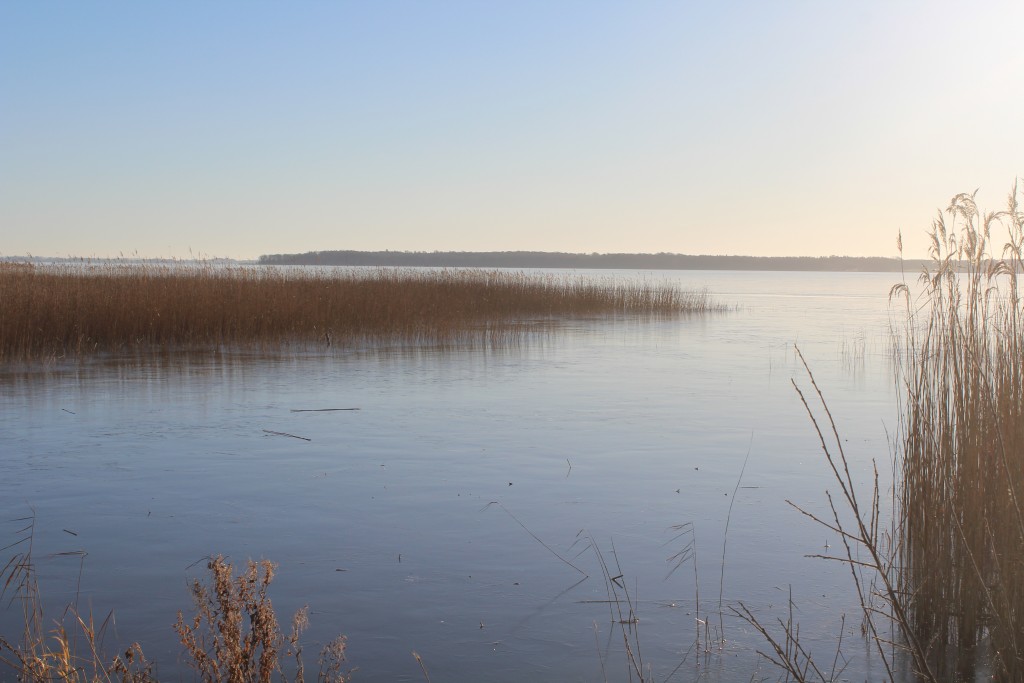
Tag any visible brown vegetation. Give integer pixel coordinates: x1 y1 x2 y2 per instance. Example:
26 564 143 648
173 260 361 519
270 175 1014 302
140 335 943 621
0 516 156 682
174 556 351 683
1 519 350 682
892 184 1024 680
0 264 718 363
13 187 1021 680
737 184 1024 682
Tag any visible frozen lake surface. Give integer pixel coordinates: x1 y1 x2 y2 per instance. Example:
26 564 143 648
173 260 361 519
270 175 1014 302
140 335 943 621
1 269 909 681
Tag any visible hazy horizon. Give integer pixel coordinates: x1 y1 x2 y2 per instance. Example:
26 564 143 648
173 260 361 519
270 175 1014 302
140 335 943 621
2 2 1021 261
1 248 929 264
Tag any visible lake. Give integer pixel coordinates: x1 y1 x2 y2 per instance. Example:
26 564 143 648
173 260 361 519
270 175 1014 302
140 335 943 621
1 269 912 682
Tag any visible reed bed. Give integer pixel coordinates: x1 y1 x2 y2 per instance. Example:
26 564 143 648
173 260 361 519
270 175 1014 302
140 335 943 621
892 184 1024 680
0 264 717 363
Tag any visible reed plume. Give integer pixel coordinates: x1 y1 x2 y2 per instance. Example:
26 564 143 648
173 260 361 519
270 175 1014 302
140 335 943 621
894 183 1024 680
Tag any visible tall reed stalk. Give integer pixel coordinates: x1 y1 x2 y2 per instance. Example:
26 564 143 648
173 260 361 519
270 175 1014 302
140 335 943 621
740 184 1024 683
893 184 1024 679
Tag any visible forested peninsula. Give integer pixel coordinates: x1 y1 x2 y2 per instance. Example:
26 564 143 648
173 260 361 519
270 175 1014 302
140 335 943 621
257 250 924 272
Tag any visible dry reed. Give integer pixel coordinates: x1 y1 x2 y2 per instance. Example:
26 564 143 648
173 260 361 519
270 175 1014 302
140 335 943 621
1 525 351 683
0 516 157 682
892 183 1024 680
738 184 1024 682
174 556 351 683
736 347 935 683
0 264 718 363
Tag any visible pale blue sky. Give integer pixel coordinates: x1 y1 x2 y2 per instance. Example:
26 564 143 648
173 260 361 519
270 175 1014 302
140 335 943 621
2 1 1021 259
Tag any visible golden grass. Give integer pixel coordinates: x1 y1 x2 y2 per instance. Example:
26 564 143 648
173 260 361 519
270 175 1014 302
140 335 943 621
174 556 351 683
735 184 1024 683
892 184 1024 680
0 264 718 363
1 519 350 682
0 517 156 682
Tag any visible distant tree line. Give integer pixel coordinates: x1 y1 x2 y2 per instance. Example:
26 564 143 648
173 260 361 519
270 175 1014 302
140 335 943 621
257 250 927 272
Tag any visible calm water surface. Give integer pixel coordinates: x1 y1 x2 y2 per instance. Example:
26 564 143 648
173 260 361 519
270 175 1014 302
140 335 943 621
1 270 910 681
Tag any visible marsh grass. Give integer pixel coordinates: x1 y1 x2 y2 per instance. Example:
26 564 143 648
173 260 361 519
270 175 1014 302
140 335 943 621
738 184 1024 683
174 556 351 683
0 516 156 682
1 519 350 682
734 346 931 683
891 184 1024 680
742 185 1024 683
0 264 718 363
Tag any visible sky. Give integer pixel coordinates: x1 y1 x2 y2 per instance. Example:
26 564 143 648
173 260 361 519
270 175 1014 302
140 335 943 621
1 1 1021 260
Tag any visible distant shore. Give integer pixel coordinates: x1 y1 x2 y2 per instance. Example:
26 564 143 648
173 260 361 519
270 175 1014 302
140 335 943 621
257 250 926 272
2 251 938 272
